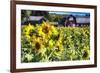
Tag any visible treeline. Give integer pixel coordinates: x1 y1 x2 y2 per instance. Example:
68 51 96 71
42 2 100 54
21 10 64 22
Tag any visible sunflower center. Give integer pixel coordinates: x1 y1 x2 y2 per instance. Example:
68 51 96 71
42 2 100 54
29 29 36 37
35 42 41 50
83 51 88 58
42 26 49 34
56 34 60 40
55 46 60 52
29 31 33 36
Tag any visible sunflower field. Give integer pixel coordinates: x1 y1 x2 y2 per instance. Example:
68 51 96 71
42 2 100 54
21 21 90 63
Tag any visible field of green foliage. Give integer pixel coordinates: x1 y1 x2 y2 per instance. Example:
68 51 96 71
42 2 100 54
21 22 90 63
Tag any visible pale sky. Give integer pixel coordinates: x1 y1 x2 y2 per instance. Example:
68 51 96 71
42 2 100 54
49 11 90 16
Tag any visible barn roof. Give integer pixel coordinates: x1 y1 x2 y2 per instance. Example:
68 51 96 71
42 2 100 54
76 17 90 23
28 16 45 21
64 16 90 24
22 16 46 24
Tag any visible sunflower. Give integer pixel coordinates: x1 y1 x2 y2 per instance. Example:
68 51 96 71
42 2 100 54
53 42 64 57
50 25 58 36
82 49 90 60
48 39 55 48
37 21 53 39
32 38 46 55
21 23 35 38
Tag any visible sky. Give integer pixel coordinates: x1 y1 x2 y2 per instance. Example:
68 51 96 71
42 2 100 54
49 11 90 16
